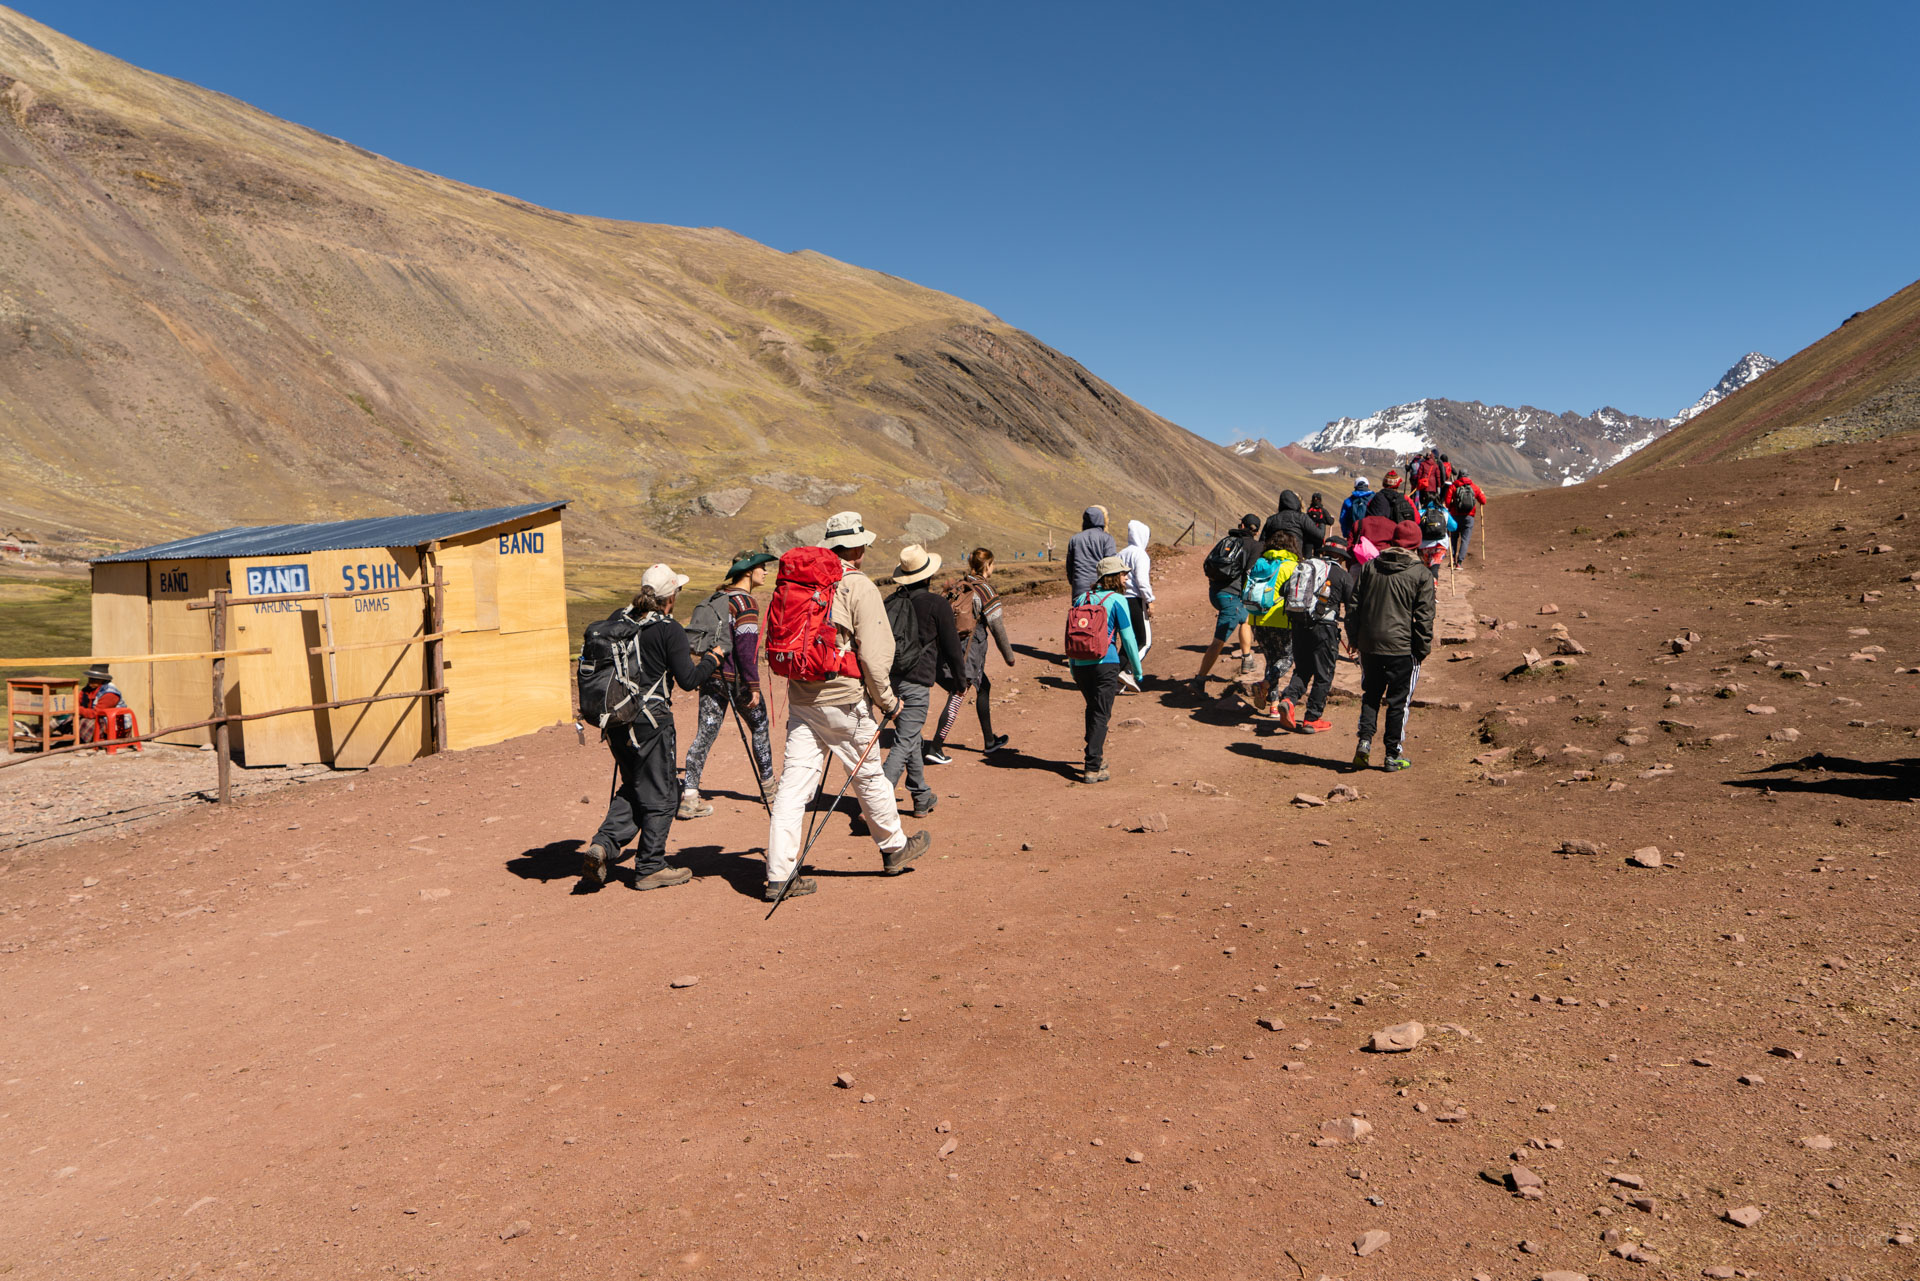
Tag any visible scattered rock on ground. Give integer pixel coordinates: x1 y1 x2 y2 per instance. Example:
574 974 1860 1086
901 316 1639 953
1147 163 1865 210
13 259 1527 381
1369 1021 1425 1053
1320 1116 1373 1143
1353 1228 1390 1257
1627 847 1662 868
1724 1205 1764 1227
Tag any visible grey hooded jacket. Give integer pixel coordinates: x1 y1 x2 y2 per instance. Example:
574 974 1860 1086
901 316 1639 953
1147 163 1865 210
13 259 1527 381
1065 506 1119 596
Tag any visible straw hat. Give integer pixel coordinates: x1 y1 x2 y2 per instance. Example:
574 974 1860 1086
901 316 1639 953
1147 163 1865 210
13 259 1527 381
822 511 877 549
892 544 942 586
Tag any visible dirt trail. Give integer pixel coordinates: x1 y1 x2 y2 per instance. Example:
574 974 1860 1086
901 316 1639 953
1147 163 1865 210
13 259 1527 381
3 439 1918 1280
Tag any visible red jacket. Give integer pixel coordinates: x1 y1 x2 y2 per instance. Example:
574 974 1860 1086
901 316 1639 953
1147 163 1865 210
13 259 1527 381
1446 478 1486 513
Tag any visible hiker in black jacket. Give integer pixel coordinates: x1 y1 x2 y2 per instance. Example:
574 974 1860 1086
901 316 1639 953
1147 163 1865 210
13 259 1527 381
1272 490 1325 559
1345 521 1434 772
583 565 724 891
1365 470 1418 524
883 545 965 815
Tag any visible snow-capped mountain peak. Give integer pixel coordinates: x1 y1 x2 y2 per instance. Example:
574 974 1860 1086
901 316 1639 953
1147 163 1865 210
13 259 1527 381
1671 352 1777 424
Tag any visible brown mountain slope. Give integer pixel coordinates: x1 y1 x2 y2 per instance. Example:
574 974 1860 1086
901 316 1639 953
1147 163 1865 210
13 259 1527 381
0 8 1309 561
1608 276 1920 476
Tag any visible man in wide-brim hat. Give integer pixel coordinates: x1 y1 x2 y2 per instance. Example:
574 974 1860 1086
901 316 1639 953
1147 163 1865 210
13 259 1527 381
763 512 932 901
879 543 964 818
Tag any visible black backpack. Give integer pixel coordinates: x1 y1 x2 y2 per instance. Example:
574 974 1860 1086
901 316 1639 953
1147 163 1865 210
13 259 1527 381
1202 532 1250 586
1420 507 1447 543
576 607 665 731
884 588 930 684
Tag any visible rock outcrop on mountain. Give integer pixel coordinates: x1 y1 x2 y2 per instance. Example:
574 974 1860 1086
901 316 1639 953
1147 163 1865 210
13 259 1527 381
1304 399 1670 490
0 8 1309 562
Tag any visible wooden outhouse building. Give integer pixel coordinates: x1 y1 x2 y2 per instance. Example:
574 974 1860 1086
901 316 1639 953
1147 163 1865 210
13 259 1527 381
89 501 571 768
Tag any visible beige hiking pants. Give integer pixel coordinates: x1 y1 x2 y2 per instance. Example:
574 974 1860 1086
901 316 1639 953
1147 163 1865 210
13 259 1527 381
766 699 905 884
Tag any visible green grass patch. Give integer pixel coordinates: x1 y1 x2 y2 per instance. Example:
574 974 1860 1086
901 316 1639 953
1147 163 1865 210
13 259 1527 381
0 577 94 681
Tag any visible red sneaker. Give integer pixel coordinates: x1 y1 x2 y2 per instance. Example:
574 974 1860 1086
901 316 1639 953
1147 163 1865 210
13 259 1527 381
1277 699 1297 731
1299 718 1334 734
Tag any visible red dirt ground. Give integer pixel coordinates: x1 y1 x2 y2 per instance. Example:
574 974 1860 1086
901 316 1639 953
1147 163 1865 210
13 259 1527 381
4 434 1918 1281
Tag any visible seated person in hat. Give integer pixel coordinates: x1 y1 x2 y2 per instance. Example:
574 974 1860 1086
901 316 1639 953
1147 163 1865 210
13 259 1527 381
78 665 134 744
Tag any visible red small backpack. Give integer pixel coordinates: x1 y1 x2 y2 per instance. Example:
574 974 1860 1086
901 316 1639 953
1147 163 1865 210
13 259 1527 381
766 547 863 682
1064 590 1114 662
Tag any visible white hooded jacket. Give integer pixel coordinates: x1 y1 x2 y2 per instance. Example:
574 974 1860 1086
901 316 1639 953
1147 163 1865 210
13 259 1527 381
1119 520 1154 601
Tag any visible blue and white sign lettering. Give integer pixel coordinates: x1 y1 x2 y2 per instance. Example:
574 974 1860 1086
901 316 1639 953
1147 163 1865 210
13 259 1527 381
499 530 545 555
246 564 310 596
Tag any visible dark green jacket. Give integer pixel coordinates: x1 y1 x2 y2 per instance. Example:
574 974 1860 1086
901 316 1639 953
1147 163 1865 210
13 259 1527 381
1346 548 1435 662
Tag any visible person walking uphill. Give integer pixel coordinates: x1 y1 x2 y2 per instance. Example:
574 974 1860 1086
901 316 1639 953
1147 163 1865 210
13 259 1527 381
1065 555 1142 783
1245 524 1301 717
881 544 964 817
1272 490 1325 559
1065 505 1119 597
1119 519 1156 670
1275 535 1356 734
1193 514 1261 690
1346 520 1434 772
1366 471 1417 524
679 551 778 818
1339 478 1373 542
581 565 726 891
928 547 1017 763
763 512 933 902
1445 471 1487 564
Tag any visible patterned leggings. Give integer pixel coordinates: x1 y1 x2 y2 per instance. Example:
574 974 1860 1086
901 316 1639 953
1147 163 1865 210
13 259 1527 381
681 680 774 794
932 676 996 747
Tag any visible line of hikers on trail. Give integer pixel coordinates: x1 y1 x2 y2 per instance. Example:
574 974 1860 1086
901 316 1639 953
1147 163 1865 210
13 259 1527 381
571 471 1478 903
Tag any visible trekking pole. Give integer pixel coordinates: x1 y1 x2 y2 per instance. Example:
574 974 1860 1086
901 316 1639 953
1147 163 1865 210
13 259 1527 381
727 677 772 812
766 706 896 920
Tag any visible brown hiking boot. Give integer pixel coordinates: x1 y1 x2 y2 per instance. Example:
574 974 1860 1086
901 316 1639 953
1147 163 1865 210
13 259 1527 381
632 866 692 891
677 792 713 820
580 842 616 886
763 875 817 902
883 830 932 875
1081 765 1111 784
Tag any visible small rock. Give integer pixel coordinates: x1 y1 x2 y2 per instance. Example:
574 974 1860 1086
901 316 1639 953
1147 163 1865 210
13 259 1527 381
1508 1165 1544 1192
1320 1117 1374 1143
1292 792 1327 807
1125 1150 1144 1164
1800 1134 1834 1150
1702 1269 1735 1279
1128 812 1169 833
1627 847 1662 868
1257 1016 1285 1031
1369 1021 1425 1053
1558 839 1603 856
1519 1238 1542 1253
1609 1172 1644 1189
81 876 99 888
1768 727 1800 743
1539 604 1559 615
418 887 452 901
1768 1045 1801 1059
1737 1073 1763 1086
1353 1228 1390 1257
835 1072 855 1089
860 1093 876 1103
1326 784 1360 803
1745 704 1776 715
1536 1272 1586 1281
935 1119 951 1133
670 975 699 989
938 1136 958 1158
1724 1205 1763 1228
499 1219 531 1241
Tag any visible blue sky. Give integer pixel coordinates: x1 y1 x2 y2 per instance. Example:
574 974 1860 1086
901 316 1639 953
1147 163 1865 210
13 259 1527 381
36 0 1920 443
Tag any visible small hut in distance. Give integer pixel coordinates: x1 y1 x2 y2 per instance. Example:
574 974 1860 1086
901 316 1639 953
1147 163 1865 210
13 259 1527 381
90 501 571 768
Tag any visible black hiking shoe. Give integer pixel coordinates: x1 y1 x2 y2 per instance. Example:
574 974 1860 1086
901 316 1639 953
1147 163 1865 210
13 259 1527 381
923 748 953 766
984 734 1010 755
884 830 932 875
763 875 817 902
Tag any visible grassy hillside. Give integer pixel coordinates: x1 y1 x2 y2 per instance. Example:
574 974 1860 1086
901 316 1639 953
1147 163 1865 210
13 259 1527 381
0 7 1312 570
1609 277 1920 475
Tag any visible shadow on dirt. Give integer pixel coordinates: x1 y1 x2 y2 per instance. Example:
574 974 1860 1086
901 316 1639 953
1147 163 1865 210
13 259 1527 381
1727 754 1920 802
1155 683 1254 728
507 839 586 885
1225 739 1351 772
982 745 1079 780
676 844 773 897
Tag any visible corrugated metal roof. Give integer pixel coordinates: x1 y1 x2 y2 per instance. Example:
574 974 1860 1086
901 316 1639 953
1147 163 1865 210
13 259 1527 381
94 501 568 563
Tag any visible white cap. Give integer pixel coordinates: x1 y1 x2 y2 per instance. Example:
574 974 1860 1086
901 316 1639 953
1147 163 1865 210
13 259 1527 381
640 563 690 596
822 511 877 549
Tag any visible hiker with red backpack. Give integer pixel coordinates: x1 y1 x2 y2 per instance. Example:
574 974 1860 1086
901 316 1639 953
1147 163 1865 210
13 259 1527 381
762 512 933 902
879 544 965 817
1273 535 1356 734
927 547 1016 763
1065 555 1143 783
1445 472 1487 564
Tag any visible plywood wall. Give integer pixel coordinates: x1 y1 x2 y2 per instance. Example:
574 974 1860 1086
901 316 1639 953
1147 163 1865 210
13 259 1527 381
89 563 152 732
312 547 429 768
436 510 570 751
147 559 223 746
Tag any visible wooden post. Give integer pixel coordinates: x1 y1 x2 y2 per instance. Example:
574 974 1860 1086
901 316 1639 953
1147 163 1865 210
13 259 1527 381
210 588 231 804
318 595 341 703
427 557 448 753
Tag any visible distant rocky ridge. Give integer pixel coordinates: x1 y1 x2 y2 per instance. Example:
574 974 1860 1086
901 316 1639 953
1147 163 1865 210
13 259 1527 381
1293 354 1780 491
0 8 1312 564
